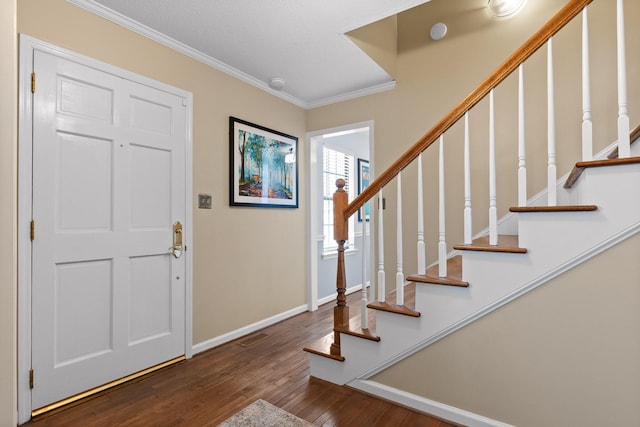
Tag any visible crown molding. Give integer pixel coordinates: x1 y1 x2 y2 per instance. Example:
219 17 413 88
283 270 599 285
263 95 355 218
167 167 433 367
306 81 397 109
67 0 396 109
67 0 309 107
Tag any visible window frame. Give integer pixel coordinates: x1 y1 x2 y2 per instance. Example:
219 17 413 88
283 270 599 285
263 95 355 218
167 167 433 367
321 144 356 256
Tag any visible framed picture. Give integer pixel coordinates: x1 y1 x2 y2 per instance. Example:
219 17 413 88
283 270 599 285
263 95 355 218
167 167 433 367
229 117 299 208
357 158 370 222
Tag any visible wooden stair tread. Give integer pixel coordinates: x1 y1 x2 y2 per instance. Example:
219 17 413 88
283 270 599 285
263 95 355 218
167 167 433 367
565 156 640 188
453 234 527 254
303 333 345 362
367 301 421 317
565 125 639 188
407 255 469 287
336 312 380 342
564 156 640 188
575 156 640 169
509 205 597 213
303 299 380 361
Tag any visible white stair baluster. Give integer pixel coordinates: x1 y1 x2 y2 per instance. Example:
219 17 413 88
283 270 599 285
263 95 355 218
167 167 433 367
464 112 472 244
377 191 385 303
417 153 426 275
396 173 405 305
438 135 447 277
489 90 498 246
361 202 368 329
582 7 593 161
518 65 527 206
617 0 630 158
547 38 557 206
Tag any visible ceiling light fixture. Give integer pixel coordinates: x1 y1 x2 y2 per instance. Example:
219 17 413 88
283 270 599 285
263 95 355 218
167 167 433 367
487 0 527 17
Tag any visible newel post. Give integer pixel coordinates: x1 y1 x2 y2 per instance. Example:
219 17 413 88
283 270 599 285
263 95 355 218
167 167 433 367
331 178 349 357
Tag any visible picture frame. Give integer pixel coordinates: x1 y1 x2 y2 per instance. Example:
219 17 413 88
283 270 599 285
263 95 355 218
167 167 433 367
357 158 370 222
229 117 299 208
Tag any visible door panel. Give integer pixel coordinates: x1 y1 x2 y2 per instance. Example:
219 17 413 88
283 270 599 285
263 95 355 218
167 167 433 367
129 254 172 344
57 133 113 231
55 260 113 366
130 144 172 228
58 75 114 123
31 50 187 410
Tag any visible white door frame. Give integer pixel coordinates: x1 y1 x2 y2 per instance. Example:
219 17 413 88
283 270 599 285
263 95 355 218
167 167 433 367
17 35 194 424
306 121 374 311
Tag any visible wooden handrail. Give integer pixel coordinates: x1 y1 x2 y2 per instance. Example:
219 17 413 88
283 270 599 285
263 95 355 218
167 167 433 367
343 0 594 220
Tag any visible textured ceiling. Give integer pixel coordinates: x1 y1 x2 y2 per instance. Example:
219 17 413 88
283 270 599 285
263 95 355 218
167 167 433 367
69 0 432 108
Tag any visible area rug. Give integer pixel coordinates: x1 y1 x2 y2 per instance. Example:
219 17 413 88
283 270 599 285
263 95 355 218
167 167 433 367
217 399 314 427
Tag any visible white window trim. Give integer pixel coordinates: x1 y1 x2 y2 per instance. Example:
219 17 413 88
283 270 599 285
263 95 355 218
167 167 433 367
322 144 356 253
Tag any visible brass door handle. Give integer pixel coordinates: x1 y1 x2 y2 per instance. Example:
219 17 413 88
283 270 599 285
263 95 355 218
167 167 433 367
171 221 183 258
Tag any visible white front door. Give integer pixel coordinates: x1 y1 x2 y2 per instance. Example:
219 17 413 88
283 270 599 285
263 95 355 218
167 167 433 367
31 49 188 410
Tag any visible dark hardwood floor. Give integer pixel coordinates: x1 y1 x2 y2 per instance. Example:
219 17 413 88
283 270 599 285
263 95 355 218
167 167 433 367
24 291 456 426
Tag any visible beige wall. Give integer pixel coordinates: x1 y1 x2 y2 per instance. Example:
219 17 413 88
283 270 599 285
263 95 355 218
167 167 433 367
347 15 398 80
0 0 17 425
17 0 307 347
373 232 640 426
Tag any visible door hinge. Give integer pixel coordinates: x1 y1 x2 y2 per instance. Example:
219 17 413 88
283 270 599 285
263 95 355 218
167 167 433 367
30 220 35 241
29 369 34 389
31 72 36 93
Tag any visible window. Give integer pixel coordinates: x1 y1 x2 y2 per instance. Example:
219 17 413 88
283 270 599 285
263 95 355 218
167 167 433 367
322 146 355 253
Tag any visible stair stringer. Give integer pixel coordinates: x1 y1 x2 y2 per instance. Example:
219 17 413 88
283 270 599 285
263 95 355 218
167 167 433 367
308 161 640 386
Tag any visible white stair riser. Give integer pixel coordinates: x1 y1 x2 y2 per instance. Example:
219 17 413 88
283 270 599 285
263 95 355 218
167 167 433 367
582 164 640 215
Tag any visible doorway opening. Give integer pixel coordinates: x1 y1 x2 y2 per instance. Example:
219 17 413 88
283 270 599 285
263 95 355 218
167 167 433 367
307 122 374 311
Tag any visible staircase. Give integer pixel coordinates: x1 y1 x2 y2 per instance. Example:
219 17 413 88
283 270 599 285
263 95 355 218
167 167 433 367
304 0 639 422
305 140 640 379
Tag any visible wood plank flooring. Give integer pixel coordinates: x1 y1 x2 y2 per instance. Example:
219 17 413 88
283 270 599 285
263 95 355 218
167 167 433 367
24 291 456 427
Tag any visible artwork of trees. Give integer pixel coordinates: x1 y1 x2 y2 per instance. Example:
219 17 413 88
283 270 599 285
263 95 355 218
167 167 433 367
236 129 295 200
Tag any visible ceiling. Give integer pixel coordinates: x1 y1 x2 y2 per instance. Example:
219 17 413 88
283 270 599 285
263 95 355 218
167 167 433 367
69 0 433 109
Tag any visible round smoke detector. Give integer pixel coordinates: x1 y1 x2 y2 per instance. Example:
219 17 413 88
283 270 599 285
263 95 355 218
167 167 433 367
269 77 286 91
430 23 447 41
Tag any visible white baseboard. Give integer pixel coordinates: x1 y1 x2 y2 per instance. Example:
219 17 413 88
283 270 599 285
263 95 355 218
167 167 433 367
194 282 370 355
192 304 308 355
317 282 368 306
349 380 514 427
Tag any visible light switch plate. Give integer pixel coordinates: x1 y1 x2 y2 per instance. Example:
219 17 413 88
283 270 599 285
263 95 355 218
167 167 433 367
198 193 212 209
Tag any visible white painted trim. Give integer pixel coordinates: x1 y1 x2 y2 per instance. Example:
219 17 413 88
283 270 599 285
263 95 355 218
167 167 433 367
317 283 369 306
184 94 194 360
317 294 337 307
307 135 320 311
192 305 308 355
17 35 194 423
17 35 35 425
65 0 396 109
66 0 306 108
306 121 374 313
356 221 640 380
349 380 514 427
305 81 396 109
